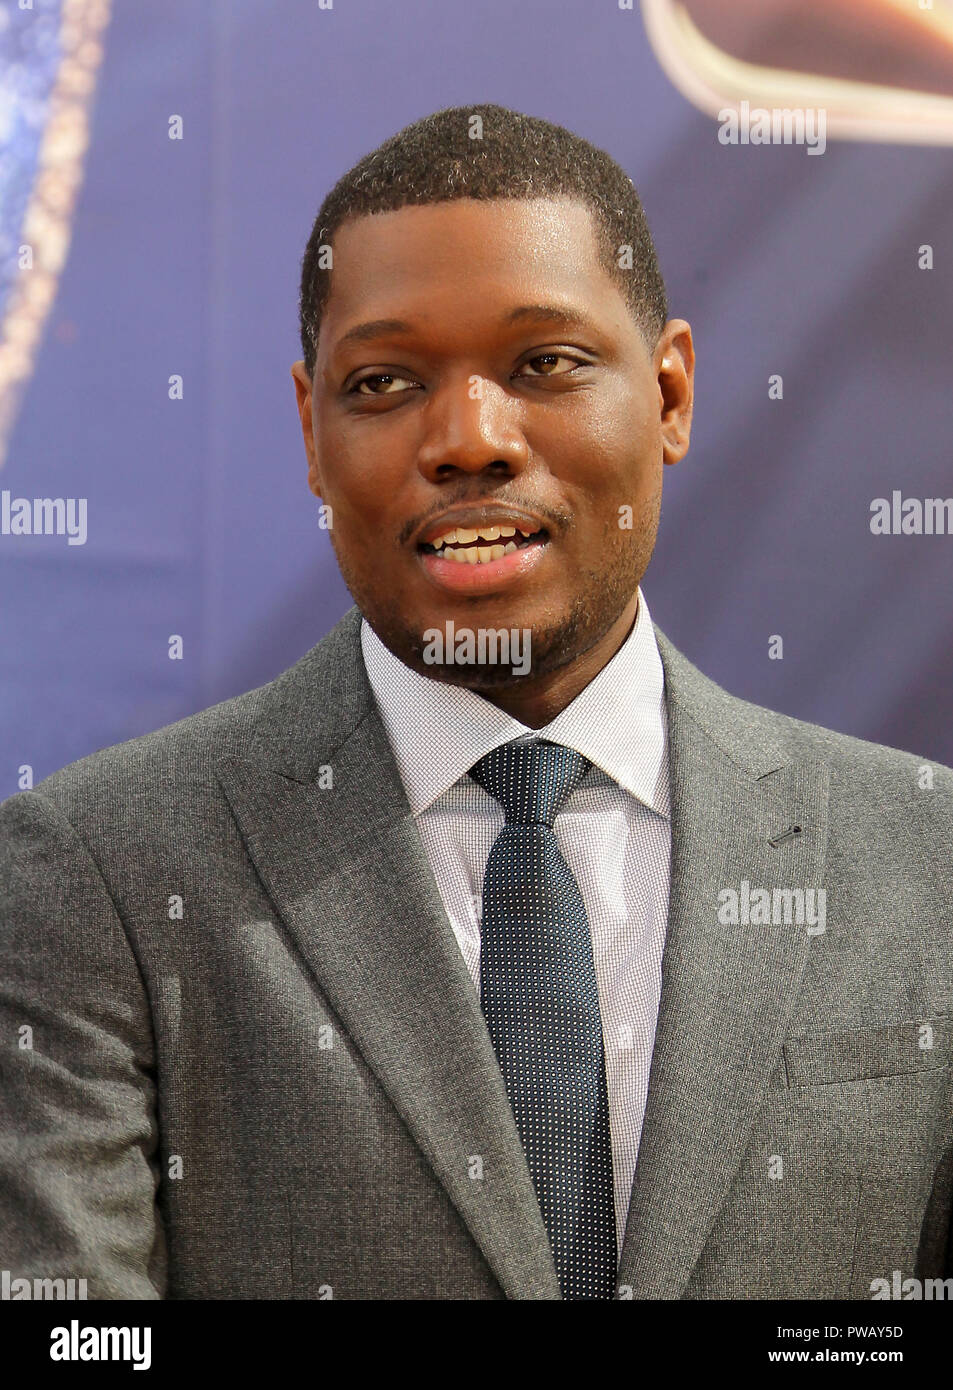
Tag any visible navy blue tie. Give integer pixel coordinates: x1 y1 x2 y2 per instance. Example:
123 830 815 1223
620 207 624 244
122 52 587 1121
470 739 617 1300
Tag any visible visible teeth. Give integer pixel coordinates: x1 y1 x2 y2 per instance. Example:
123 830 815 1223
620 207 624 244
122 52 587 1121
429 521 540 557
430 522 529 548
444 544 507 564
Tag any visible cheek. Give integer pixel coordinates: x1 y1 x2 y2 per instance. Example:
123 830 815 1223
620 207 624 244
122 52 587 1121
315 410 414 504
312 422 376 511
331 501 385 566
549 382 659 478
567 427 661 518
601 382 660 457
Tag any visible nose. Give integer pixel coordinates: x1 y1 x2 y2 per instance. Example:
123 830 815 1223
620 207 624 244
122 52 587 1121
416 374 530 482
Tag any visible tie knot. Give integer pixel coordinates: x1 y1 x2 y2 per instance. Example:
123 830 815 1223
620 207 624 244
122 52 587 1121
469 739 589 828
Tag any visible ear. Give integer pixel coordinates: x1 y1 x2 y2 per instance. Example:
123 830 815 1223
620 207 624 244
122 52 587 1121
290 360 324 498
654 320 694 466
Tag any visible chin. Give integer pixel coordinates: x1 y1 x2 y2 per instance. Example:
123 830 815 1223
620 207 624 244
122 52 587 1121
356 557 641 688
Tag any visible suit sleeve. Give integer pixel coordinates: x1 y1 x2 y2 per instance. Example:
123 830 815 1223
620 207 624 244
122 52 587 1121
0 788 166 1298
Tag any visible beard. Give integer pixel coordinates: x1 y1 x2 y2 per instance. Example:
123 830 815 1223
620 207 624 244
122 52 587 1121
330 485 661 691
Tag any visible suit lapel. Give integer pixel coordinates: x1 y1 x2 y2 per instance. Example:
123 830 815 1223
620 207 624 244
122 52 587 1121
215 608 560 1300
213 606 831 1301
616 631 831 1297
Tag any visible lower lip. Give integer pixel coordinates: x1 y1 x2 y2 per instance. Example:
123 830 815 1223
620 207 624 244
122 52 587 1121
417 538 548 594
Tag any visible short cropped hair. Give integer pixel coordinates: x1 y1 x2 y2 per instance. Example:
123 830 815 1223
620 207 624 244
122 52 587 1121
298 103 668 377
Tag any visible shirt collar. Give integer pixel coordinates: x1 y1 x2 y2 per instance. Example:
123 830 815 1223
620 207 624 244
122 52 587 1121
360 586 669 819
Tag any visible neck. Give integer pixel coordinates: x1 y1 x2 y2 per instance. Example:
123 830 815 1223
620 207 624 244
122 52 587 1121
476 592 640 729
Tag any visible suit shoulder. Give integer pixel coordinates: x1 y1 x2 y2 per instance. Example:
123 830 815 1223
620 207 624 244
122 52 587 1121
747 698 951 805
657 628 953 813
12 607 365 829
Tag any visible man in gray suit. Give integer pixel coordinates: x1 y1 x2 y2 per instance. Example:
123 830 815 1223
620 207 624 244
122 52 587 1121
2 105 951 1301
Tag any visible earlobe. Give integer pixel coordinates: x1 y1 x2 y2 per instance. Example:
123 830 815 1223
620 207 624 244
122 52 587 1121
662 433 689 467
307 447 325 500
305 438 325 502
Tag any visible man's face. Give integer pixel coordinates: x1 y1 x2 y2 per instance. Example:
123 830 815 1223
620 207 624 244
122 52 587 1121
292 197 693 690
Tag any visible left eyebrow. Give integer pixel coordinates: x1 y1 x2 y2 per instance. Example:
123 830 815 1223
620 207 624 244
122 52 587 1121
503 304 598 333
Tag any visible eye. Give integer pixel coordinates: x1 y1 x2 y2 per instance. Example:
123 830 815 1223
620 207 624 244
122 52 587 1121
350 372 419 396
515 352 586 378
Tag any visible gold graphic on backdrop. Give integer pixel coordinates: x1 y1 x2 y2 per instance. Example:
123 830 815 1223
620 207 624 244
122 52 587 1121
641 0 953 144
0 0 112 471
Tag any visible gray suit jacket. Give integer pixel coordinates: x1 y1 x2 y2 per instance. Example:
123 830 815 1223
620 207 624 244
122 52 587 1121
2 605 952 1300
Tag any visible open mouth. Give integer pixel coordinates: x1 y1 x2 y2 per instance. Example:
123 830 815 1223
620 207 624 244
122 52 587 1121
418 525 547 565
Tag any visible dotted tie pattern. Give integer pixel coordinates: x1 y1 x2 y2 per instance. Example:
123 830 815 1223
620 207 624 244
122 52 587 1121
469 739 617 1301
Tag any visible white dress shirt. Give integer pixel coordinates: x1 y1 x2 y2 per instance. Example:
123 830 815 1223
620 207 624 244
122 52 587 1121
360 587 671 1252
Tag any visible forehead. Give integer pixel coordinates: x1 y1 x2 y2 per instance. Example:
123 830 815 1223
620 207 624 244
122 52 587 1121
321 198 621 332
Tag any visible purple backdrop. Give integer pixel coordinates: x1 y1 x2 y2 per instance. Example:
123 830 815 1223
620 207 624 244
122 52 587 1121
2 0 952 790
